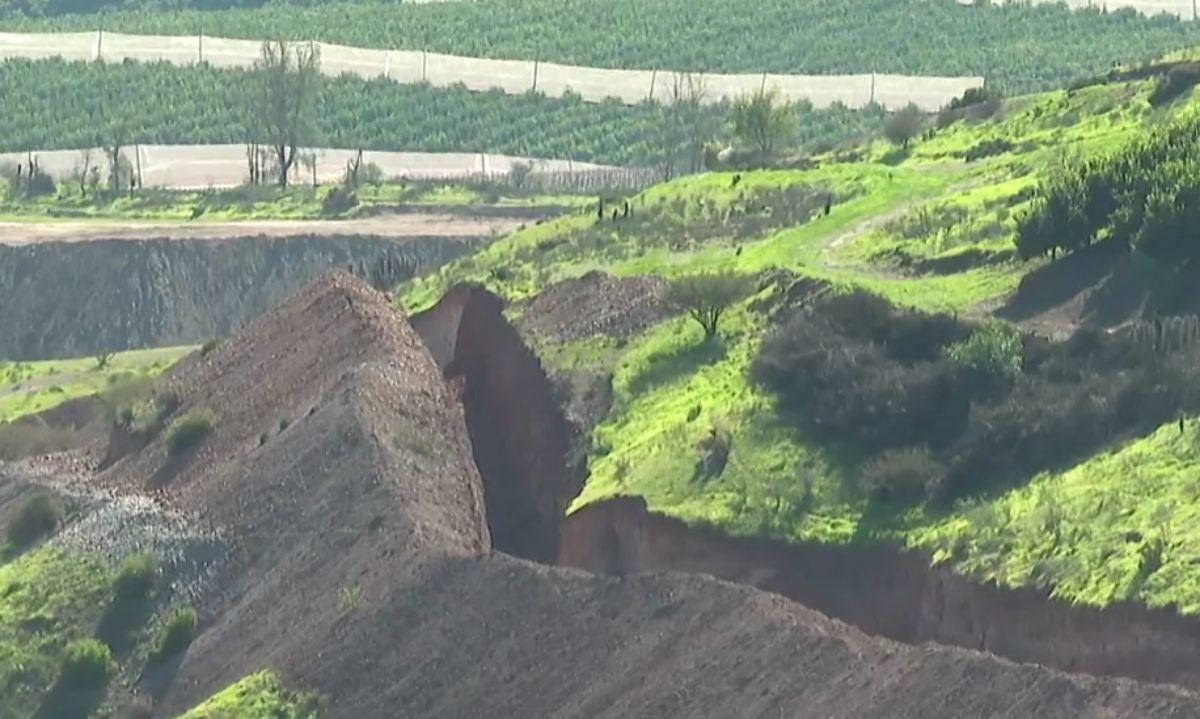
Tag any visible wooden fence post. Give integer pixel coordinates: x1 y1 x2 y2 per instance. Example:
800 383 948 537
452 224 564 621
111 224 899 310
533 60 539 93
422 50 428 82
648 68 657 101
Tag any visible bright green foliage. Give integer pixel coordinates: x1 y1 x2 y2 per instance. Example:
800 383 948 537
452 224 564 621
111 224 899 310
165 411 215 456
946 322 1022 378
5 0 1200 94
0 548 112 717
59 638 114 689
177 671 323 719
1015 113 1200 263
0 345 189 423
909 418 1200 612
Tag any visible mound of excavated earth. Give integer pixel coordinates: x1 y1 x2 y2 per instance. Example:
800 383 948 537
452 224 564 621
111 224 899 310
12 272 1200 718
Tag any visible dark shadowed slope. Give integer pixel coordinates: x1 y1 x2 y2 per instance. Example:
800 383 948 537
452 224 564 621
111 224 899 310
26 272 1200 718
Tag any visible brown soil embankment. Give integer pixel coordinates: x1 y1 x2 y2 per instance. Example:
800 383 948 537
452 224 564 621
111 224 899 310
19 271 1200 718
412 284 584 563
562 495 1200 690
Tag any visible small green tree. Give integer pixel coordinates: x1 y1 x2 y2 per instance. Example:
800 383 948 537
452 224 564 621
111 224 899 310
946 322 1023 379
668 272 755 341
884 103 925 149
732 88 797 160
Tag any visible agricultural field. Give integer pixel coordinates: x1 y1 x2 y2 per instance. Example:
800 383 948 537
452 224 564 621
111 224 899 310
0 57 886 163
401 69 1200 612
2 0 1199 93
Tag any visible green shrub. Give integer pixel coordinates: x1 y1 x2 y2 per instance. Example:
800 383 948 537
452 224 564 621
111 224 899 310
60 639 114 689
199 339 220 357
6 493 64 548
113 552 157 603
153 606 198 661
165 410 215 456
946 322 1023 379
860 448 945 502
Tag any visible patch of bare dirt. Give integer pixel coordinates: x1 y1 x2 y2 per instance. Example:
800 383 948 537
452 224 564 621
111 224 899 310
517 271 671 346
0 213 523 246
9 272 1200 718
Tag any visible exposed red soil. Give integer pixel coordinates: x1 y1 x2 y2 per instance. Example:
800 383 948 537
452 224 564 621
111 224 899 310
563 496 1200 690
412 284 585 563
11 272 1200 717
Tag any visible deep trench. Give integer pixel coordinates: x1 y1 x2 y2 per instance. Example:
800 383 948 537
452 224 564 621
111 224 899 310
412 282 1200 692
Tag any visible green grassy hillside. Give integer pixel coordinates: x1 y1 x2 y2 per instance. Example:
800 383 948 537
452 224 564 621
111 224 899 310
176 671 323 719
0 548 112 718
4 0 1199 93
402 69 1200 612
0 345 189 423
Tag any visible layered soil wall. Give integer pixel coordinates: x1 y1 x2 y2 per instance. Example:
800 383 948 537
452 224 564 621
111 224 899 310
0 234 475 359
412 284 584 563
561 496 1200 689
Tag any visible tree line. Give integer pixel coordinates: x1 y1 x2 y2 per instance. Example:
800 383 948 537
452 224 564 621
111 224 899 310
1016 114 1200 267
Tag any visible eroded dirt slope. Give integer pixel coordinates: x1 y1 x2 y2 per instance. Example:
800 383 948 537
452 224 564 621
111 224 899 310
11 272 1200 718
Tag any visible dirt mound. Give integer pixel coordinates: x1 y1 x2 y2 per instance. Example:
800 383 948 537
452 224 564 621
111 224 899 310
517 271 670 345
30 271 1200 717
995 241 1148 335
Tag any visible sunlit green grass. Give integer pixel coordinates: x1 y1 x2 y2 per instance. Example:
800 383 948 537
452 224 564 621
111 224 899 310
176 670 322 719
0 180 585 223
0 345 191 422
0 548 112 718
415 73 1200 613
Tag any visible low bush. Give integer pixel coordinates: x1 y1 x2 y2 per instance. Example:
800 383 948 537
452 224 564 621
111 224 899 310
113 552 157 603
963 137 1014 162
59 639 114 689
946 322 1023 380
164 410 215 456
753 291 1200 504
1150 63 1200 107
860 447 945 502
199 339 219 357
152 606 198 662
6 493 64 548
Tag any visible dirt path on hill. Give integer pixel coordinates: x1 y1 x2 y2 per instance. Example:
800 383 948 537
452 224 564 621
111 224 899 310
0 213 526 245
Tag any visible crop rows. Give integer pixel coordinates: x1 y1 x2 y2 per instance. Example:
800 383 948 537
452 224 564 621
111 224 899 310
2 0 1198 93
0 57 886 163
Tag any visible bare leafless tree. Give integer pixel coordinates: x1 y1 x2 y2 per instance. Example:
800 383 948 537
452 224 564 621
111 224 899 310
250 39 321 187
660 72 715 180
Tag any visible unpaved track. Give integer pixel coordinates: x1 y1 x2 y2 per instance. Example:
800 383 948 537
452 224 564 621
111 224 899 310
0 213 525 245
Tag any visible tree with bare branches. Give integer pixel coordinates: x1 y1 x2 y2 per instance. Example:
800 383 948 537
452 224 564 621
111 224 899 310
660 72 715 180
250 39 321 187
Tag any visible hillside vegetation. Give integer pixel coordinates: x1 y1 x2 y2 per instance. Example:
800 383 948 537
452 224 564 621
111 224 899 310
4 0 1200 93
0 345 188 423
0 57 886 162
402 67 1200 612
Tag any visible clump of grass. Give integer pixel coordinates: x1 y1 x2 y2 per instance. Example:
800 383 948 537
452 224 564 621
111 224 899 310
199 339 220 357
152 606 198 662
165 410 215 456
6 493 65 549
113 552 157 604
59 638 114 689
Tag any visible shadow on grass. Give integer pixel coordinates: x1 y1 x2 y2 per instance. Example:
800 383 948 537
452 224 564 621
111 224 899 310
140 651 186 703
33 682 106 719
625 338 728 398
97 598 153 658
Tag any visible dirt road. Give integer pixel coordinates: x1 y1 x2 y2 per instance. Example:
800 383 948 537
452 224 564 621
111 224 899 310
0 213 527 246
